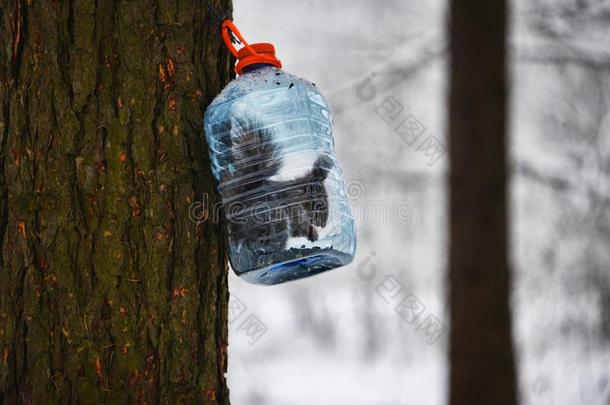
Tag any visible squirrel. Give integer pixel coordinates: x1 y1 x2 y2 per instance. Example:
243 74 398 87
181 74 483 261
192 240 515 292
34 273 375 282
218 115 332 254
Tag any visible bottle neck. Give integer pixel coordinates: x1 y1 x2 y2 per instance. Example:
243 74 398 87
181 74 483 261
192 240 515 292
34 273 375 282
241 63 275 74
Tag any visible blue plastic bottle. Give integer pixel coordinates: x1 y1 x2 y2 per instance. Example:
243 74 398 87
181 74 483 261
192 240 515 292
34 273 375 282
203 21 356 285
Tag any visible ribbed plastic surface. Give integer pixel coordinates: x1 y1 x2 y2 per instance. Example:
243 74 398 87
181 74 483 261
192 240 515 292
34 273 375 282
204 66 356 285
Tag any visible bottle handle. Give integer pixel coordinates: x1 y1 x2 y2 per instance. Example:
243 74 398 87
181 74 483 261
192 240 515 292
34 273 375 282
221 19 278 65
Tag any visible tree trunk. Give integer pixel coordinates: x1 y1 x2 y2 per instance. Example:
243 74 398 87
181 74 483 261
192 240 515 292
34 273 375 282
448 0 517 404
0 0 232 403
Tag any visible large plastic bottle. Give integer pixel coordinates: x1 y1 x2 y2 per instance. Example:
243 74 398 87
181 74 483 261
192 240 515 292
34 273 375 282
203 21 356 285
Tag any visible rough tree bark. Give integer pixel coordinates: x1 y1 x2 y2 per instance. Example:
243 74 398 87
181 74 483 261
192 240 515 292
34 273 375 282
0 0 232 403
448 0 517 404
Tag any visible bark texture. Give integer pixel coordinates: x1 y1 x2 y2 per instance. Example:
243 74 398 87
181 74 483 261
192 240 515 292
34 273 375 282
0 0 232 403
448 0 517 404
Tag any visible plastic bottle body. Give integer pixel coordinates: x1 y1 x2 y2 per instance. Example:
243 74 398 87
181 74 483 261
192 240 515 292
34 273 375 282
204 66 356 285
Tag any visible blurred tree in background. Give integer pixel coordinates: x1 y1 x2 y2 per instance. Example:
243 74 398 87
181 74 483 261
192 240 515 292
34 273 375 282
448 0 517 404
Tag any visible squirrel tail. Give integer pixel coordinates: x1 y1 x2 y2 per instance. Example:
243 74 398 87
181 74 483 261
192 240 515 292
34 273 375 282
229 117 283 178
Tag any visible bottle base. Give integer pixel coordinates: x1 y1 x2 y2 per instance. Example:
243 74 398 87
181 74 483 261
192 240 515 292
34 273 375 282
237 248 353 285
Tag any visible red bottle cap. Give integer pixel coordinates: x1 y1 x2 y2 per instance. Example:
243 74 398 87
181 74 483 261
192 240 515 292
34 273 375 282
236 43 282 74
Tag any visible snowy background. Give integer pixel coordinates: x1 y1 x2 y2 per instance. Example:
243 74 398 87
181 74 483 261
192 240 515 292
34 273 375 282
227 1 610 404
